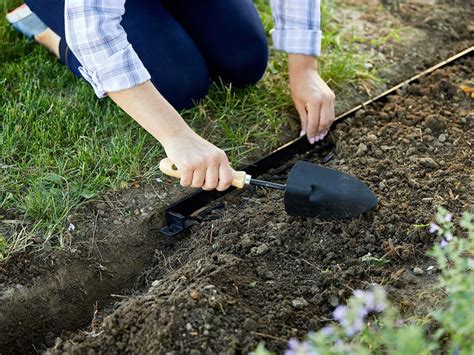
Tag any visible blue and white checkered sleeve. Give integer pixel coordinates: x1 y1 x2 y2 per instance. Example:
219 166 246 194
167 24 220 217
65 0 151 98
269 0 322 57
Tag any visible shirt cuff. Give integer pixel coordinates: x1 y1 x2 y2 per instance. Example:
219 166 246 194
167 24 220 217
271 29 322 57
78 44 151 98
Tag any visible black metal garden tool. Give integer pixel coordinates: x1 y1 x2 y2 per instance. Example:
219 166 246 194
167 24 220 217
159 159 377 219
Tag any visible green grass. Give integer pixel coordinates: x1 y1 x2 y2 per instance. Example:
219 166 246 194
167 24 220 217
0 0 374 257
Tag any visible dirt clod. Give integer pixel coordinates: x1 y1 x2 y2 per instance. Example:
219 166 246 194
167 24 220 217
413 267 424 276
292 298 309 310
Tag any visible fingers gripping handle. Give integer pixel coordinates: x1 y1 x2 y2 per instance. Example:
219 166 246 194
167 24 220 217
159 158 250 189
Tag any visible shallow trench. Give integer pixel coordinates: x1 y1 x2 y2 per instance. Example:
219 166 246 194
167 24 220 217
0 209 167 353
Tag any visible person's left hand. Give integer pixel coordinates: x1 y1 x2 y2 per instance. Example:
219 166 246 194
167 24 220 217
288 54 335 144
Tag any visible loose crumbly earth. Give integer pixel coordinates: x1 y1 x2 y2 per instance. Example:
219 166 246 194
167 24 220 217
46 58 473 354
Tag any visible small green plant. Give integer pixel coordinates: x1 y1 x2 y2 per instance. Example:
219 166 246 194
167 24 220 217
361 252 391 266
254 208 474 354
0 234 9 261
368 28 402 47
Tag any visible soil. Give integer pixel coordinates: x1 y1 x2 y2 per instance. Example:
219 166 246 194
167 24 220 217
0 1 473 353
332 0 474 114
45 57 473 354
0 181 181 351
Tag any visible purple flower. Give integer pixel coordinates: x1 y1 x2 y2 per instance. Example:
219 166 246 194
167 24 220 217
334 305 365 336
344 318 364 336
371 287 387 312
333 305 347 322
440 239 448 248
287 338 300 350
429 223 440 233
373 302 386 313
444 213 453 222
285 339 318 355
320 326 334 337
357 306 369 319
352 288 386 313
359 291 375 311
333 287 388 338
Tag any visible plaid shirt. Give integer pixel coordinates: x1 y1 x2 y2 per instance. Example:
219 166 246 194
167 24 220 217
65 0 321 98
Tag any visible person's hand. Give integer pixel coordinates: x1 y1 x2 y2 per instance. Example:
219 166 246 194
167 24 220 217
107 80 234 192
162 129 234 191
288 54 336 144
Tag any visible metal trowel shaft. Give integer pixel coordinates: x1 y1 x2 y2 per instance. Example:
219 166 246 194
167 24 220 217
249 178 286 191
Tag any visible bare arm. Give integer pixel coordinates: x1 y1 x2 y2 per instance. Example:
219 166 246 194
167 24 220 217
108 81 234 191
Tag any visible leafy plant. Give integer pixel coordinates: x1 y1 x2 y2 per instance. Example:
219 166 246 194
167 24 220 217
429 209 474 352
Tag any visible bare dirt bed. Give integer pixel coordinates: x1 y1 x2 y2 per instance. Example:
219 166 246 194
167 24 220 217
46 57 473 354
332 0 474 113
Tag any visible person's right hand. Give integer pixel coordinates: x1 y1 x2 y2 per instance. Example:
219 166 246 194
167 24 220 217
162 130 234 191
106 80 234 192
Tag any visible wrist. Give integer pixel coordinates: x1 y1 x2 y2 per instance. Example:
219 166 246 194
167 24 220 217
159 123 195 148
288 53 318 73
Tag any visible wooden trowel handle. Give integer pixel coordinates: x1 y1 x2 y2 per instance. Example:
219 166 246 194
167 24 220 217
159 158 249 189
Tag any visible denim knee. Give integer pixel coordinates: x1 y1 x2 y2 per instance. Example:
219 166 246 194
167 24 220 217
152 63 210 111
171 75 210 110
217 36 269 88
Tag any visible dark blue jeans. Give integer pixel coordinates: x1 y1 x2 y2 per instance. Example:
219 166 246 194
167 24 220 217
25 0 269 109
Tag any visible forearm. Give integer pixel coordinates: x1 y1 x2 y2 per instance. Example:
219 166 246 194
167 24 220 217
108 80 192 146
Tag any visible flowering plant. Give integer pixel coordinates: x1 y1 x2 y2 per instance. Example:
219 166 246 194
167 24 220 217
429 209 474 352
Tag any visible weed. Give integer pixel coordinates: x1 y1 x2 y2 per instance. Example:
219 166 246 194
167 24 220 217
361 252 391 266
412 223 430 229
0 234 8 261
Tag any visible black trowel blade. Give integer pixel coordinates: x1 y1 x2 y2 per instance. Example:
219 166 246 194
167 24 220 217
284 161 377 219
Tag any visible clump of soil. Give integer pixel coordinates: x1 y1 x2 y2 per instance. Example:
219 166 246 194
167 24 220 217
47 58 473 354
